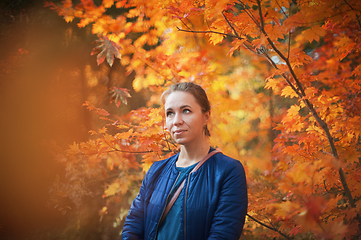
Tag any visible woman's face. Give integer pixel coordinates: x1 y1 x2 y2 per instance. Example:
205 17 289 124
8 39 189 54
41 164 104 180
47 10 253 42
164 91 209 146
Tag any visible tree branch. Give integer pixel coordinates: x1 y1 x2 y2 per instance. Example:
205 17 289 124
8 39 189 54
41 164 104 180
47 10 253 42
257 0 265 31
176 26 243 40
246 214 293 240
239 0 356 208
222 12 242 39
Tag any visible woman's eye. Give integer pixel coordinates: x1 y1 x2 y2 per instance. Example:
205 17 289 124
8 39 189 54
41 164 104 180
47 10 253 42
183 109 191 114
166 111 174 117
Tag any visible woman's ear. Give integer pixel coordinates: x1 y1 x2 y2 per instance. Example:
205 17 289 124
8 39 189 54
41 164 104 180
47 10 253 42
204 111 210 124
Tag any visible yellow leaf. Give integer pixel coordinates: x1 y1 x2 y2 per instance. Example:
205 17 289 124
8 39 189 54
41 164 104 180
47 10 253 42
265 77 281 93
288 105 300 116
102 0 114 8
207 18 226 45
141 154 156 172
64 15 74 23
281 86 298 98
103 182 120 197
132 76 144 92
208 33 224 45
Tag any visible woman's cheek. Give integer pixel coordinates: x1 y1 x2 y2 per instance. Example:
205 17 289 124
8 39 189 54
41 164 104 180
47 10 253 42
165 120 172 132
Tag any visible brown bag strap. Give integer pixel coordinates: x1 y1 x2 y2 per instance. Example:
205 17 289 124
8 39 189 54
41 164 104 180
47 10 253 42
159 149 221 223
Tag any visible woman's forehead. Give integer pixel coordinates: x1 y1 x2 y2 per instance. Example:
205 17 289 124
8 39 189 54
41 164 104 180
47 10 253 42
164 91 198 108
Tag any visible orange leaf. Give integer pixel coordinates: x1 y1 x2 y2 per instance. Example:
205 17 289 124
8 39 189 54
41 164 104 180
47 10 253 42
281 86 298 98
297 196 326 231
102 0 114 8
303 25 326 43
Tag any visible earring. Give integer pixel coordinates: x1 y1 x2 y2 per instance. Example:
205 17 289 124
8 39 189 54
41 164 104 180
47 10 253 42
204 125 210 137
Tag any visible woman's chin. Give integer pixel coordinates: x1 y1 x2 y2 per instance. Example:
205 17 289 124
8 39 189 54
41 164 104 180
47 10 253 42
173 137 189 145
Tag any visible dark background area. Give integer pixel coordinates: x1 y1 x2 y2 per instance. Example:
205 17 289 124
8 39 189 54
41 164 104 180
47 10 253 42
0 0 146 238
0 0 101 238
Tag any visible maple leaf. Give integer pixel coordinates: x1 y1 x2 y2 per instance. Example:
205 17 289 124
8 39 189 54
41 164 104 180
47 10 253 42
82 101 110 116
109 87 131 107
281 86 298 98
303 25 326 43
287 105 301 117
67 142 80 155
141 154 157 172
297 196 326 231
103 182 120 197
91 36 122 66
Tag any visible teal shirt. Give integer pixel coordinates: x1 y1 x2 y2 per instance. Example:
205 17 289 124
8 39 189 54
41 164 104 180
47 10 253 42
156 162 197 240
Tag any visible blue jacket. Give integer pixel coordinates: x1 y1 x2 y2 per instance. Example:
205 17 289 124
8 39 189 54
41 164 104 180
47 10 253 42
121 151 248 240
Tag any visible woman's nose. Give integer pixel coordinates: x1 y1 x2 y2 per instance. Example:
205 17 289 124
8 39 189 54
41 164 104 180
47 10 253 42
173 113 183 125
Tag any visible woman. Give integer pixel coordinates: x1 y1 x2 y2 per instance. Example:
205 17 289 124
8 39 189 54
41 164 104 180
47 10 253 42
122 82 248 240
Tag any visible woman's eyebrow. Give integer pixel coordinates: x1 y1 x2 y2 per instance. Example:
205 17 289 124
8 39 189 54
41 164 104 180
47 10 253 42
165 105 192 111
180 105 192 109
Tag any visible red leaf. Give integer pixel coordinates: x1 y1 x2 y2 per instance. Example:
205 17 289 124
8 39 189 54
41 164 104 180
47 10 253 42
109 87 131 107
91 36 122 66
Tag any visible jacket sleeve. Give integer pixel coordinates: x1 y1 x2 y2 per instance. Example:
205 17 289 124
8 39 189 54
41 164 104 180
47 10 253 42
207 160 248 240
121 168 151 240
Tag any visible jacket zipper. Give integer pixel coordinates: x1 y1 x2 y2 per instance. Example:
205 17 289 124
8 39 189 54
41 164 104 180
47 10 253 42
184 173 191 240
154 172 181 240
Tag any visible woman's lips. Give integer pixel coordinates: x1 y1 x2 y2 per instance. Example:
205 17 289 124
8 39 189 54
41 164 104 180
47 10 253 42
173 130 186 135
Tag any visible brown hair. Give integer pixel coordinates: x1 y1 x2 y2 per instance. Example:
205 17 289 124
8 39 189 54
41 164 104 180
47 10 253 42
161 82 211 136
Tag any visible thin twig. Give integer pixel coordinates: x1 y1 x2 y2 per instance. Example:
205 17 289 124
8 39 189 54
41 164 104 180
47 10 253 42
222 12 242 39
246 214 293 240
176 26 243 40
257 0 264 31
180 18 201 47
239 1 261 29
275 0 289 18
287 32 291 60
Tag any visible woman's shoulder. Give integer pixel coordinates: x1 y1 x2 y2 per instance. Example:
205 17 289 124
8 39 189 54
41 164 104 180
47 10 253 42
213 151 242 164
211 151 245 172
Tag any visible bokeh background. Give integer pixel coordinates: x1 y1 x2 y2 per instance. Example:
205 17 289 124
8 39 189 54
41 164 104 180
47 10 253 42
0 1 144 238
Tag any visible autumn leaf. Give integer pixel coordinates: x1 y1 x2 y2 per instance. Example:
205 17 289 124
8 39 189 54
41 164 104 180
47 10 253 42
64 15 74 23
297 196 326 231
102 0 114 8
109 87 131 107
103 182 120 197
281 86 298 98
91 36 122 66
67 142 80 155
303 25 326 43
82 101 110 116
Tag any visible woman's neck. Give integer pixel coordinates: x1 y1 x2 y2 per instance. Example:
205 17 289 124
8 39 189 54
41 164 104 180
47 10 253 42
176 140 210 167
